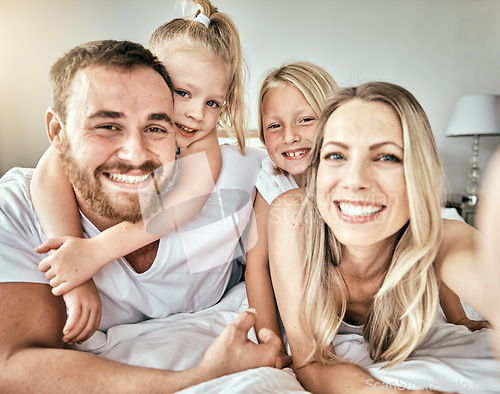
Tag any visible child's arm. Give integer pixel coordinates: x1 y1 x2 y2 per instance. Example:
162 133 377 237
440 281 490 331
31 146 82 238
245 192 291 368
36 129 223 294
31 146 102 344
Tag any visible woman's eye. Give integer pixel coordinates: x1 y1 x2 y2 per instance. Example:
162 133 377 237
175 90 189 98
378 154 401 163
323 152 344 161
206 100 220 109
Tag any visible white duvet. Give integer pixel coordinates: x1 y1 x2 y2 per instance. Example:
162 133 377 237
76 282 500 393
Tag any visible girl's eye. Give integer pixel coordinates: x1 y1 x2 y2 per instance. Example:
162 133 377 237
206 100 220 109
378 154 401 163
266 123 281 131
175 90 189 98
323 152 344 161
299 116 316 124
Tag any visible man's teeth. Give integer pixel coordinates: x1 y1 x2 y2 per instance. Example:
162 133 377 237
106 173 150 184
284 149 309 157
338 203 382 217
177 124 195 133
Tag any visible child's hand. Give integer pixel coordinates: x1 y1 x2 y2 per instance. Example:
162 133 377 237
455 317 491 332
275 351 292 369
62 280 102 344
36 236 103 296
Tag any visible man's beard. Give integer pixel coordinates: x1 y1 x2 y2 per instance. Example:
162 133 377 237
60 137 177 224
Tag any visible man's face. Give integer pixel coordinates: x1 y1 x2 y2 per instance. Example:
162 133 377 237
59 65 176 227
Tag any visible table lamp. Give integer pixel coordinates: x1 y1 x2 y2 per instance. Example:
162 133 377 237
446 94 500 205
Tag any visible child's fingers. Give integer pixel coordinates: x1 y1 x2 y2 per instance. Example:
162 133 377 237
66 305 100 345
74 308 101 344
49 275 62 287
63 303 82 341
34 238 64 254
52 282 73 296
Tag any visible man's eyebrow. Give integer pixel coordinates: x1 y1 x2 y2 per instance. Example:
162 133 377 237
88 110 123 119
149 113 173 124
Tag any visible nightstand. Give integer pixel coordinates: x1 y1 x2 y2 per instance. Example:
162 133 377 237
445 194 478 227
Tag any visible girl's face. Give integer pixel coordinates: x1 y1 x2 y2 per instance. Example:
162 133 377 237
261 83 318 186
161 47 230 149
316 99 410 249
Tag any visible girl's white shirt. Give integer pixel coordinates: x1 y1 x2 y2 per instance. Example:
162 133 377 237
255 156 299 204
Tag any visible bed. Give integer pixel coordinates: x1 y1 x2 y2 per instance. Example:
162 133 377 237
75 280 500 393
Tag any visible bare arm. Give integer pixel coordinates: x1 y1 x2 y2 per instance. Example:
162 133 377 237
477 148 500 337
31 146 82 238
245 192 290 367
0 282 280 393
434 220 493 321
32 146 102 343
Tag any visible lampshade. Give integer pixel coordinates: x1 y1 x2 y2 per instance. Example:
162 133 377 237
446 94 500 137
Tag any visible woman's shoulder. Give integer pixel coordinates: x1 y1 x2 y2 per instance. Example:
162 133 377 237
435 218 479 272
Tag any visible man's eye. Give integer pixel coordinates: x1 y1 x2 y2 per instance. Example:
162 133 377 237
97 125 118 131
147 127 167 133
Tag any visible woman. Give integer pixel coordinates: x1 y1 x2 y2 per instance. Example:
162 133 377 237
268 82 491 393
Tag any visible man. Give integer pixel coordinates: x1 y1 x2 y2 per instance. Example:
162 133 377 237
0 40 279 392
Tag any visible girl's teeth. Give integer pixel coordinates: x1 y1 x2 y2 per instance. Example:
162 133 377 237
338 203 382 217
106 173 150 184
285 150 308 157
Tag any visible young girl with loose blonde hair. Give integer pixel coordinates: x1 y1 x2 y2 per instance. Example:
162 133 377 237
246 61 337 367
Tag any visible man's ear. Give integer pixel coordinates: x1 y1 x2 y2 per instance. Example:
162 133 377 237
45 107 64 151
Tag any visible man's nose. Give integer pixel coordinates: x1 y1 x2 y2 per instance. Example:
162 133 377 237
116 132 152 164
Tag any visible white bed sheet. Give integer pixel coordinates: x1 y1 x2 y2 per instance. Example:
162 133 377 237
77 282 500 393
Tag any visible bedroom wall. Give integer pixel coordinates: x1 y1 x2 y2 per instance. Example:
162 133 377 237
1 0 499 196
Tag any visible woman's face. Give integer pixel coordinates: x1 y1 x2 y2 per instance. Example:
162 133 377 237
316 99 410 248
262 83 318 186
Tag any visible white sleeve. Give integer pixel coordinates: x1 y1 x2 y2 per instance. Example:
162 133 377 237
255 157 299 205
0 168 49 284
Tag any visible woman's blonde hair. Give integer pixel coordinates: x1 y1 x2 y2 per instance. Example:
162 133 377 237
149 0 247 153
300 81 445 366
257 61 338 145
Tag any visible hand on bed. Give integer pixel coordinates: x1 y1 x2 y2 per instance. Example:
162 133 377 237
62 279 102 344
36 236 102 296
455 317 491 332
200 309 281 378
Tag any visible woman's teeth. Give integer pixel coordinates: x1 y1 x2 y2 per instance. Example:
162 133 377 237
338 202 383 217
